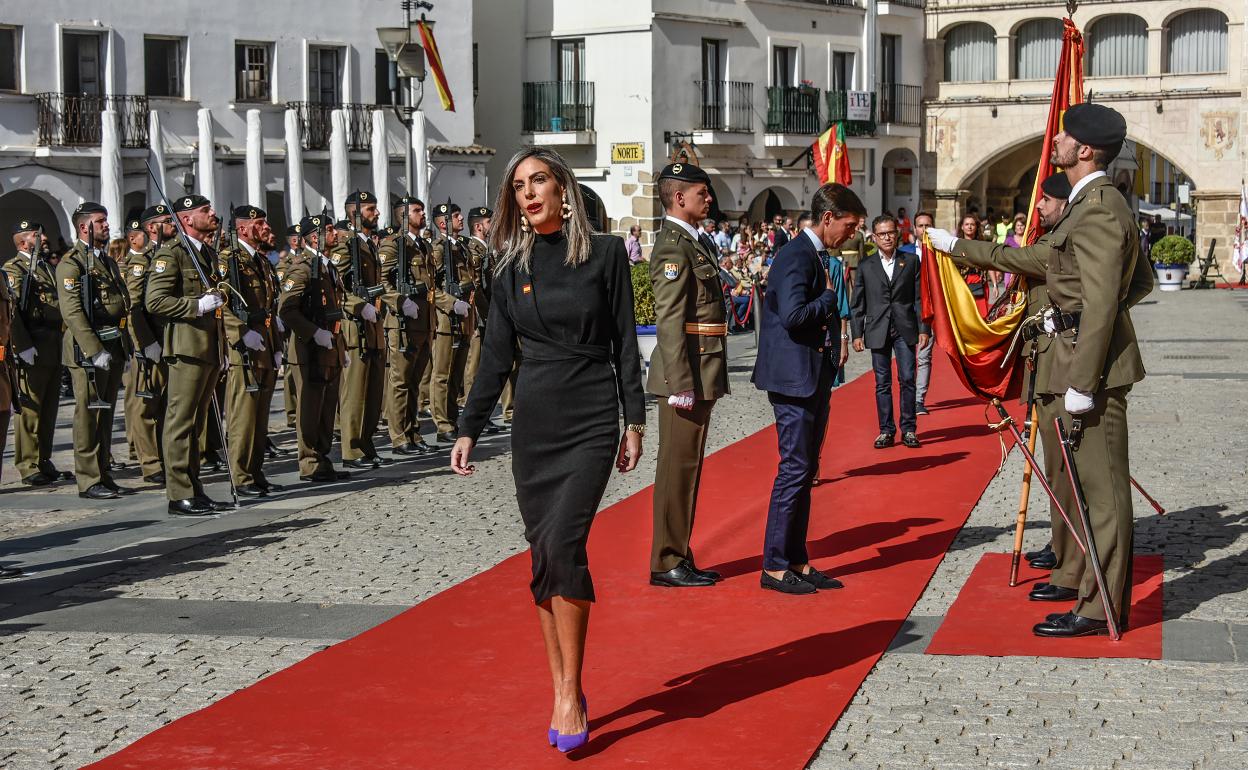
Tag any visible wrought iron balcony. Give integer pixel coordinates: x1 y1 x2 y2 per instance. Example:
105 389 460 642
825 90 877 136
878 83 922 126
522 81 595 133
285 101 374 152
765 86 821 135
695 80 753 133
33 93 150 148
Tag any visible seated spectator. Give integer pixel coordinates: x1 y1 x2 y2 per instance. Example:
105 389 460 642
726 254 754 333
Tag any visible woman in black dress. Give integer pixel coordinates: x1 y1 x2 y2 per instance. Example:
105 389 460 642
451 148 646 752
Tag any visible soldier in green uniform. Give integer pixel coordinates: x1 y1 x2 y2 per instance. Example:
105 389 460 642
379 195 438 456
145 194 231 516
330 191 391 468
57 202 135 499
647 163 730 588
218 205 284 496
5 221 72 486
278 214 349 482
0 265 23 577
428 202 472 443
277 225 302 429
461 206 501 426
121 207 171 485
927 103 1154 637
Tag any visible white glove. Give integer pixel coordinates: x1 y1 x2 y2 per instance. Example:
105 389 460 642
402 298 420 319
452 300 470 317
196 293 224 316
143 342 161 360
313 328 334 349
276 316 286 333
343 352 352 368
1064 387 1095 415
274 351 284 369
926 228 958 254
242 329 266 351
91 350 112 370
1042 312 1057 334
667 390 696 410
18 347 36 366
360 303 378 322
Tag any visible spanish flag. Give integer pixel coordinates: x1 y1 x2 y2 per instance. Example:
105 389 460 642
418 20 455 112
813 122 851 186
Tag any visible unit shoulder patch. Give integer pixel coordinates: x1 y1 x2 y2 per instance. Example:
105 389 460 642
131 264 145 277
154 260 168 273
282 279 295 292
63 277 76 290
663 262 680 280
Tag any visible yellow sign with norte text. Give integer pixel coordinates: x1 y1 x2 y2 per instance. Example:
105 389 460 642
611 142 645 164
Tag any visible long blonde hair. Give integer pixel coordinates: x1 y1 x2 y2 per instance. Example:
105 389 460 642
489 147 594 274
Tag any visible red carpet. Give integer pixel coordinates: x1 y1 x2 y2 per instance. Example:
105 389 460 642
90 354 1011 769
925 553 1163 659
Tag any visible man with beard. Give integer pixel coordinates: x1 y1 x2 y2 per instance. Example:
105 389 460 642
122 206 173 484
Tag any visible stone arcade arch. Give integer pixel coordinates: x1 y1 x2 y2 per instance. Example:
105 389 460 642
0 190 65 261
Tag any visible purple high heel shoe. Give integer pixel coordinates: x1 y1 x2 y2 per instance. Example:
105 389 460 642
556 694 589 753
549 694 587 748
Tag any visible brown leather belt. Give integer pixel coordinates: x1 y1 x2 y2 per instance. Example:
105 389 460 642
685 322 728 336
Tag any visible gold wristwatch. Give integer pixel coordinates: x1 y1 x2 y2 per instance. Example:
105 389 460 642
625 424 646 436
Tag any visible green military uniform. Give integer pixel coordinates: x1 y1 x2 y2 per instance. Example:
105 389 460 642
145 200 226 505
3 234 65 484
461 233 491 403
0 268 17 477
218 217 282 492
276 247 299 427
949 171 1153 625
122 239 168 480
329 228 387 463
428 206 472 439
378 224 437 451
277 237 347 478
647 214 730 574
57 230 132 495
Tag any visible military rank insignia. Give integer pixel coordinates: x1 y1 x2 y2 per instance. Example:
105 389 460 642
154 260 167 273
664 263 679 280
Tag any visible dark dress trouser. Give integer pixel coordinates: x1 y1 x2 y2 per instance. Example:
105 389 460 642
763 354 835 571
871 332 917 435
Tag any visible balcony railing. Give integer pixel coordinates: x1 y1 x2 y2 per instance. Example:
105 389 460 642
884 0 923 7
793 0 860 7
34 93 150 148
878 83 922 126
826 90 877 136
765 86 821 135
285 102 374 152
522 81 595 133
695 80 753 133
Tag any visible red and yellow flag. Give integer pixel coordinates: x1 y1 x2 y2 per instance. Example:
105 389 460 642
813 122 851 186
418 20 455 112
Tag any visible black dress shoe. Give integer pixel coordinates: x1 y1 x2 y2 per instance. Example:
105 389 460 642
300 469 351 482
1029 545 1057 570
901 432 921 448
1024 543 1053 562
41 466 74 482
1032 611 1109 638
390 443 421 456
873 433 895 449
169 498 215 516
201 460 226 474
107 459 128 472
144 471 167 485
436 431 458 444
687 561 721 582
760 570 817 595
258 481 285 494
21 472 56 487
235 484 268 498
796 567 843 589
482 422 503 434
418 409 433 419
103 481 137 496
1028 583 1078 602
0 565 23 580
368 455 395 466
195 495 234 512
650 563 715 588
343 458 374 470
79 483 120 500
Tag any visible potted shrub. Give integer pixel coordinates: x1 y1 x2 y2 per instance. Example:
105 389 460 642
631 262 658 371
1151 234 1195 292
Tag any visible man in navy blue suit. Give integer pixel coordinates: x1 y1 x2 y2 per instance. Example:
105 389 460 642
752 183 866 595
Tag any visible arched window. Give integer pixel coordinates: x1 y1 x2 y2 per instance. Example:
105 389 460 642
944 23 996 82
1087 15 1147 77
1167 10 1228 73
1015 19 1063 80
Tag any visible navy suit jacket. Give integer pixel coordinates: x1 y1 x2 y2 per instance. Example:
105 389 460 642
752 233 839 398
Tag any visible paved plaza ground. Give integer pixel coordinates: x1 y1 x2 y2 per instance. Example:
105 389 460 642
1 288 1246 769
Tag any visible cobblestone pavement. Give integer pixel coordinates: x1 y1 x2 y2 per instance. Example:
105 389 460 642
3 290 1247 769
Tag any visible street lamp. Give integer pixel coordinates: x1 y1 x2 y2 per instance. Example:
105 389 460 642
377 1 433 202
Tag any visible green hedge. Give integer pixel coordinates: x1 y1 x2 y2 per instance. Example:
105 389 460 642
1151 234 1196 266
631 263 656 325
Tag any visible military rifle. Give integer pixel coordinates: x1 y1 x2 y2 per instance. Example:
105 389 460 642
440 200 470 350
393 198 427 354
11 226 45 409
1 271 24 414
76 219 110 409
224 204 259 394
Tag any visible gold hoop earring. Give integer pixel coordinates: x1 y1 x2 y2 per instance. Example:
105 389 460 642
520 215 531 233
560 192 573 221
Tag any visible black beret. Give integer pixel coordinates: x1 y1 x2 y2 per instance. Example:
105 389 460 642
658 162 711 186
233 205 267 221
298 214 328 233
172 194 211 213
394 195 424 209
333 219 354 232
1063 102 1127 153
126 218 144 233
140 204 171 223
1040 172 1072 199
73 201 108 217
12 219 40 234
285 225 302 238
468 206 492 221
433 202 458 217
345 190 375 205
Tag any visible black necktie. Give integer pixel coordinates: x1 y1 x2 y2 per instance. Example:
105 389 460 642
698 233 717 258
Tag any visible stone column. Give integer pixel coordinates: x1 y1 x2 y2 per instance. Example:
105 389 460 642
1147 27 1164 77
1192 190 1241 280
934 188 969 229
284 109 304 224
197 108 216 204
370 110 390 228
995 36 1011 82
245 109 263 206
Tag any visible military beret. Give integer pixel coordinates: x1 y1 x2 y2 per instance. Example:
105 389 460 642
126 218 144 233
140 204 171 223
345 190 375 205
433 202 458 218
1063 102 1127 153
73 201 108 217
333 219 354 232
1040 172 1072 199
394 195 424 209
298 214 328 233
468 206 492 221
233 205 267 221
286 225 302 238
12 219 40 234
172 194 211 213
658 162 710 186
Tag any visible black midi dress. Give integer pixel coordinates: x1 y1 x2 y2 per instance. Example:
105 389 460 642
458 231 646 604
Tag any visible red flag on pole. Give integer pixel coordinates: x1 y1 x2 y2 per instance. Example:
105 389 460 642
812 122 852 186
418 20 455 112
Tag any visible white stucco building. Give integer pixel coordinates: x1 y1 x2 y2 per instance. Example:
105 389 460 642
0 0 485 258
474 0 925 248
